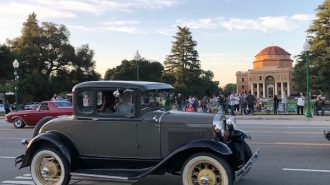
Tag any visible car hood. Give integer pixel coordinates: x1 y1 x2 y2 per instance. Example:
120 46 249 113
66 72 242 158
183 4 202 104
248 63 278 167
161 110 215 125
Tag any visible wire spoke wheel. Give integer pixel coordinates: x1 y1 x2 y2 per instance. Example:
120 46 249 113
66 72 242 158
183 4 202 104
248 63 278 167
31 149 70 185
182 154 232 185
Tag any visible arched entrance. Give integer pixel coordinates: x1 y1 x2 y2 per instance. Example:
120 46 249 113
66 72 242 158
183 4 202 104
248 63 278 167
265 76 275 98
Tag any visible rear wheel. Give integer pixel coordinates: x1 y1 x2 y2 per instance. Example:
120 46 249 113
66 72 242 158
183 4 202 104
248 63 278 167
31 148 71 185
13 117 26 128
182 153 233 185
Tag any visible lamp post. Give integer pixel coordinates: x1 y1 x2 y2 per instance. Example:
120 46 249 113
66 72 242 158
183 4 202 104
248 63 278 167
12 59 19 111
134 50 141 81
303 40 313 118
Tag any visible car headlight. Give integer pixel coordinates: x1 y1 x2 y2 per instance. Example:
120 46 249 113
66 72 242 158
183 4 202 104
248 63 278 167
213 110 226 136
226 117 237 130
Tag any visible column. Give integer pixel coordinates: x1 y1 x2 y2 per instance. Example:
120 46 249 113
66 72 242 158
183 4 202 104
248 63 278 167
263 82 266 98
287 81 290 96
281 82 284 96
250 83 253 94
257 83 260 98
275 82 278 96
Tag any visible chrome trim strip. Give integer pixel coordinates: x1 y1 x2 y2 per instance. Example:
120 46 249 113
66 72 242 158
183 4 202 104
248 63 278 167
70 172 128 180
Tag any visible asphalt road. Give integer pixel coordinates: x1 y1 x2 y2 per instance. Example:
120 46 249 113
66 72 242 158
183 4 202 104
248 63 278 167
1 118 330 185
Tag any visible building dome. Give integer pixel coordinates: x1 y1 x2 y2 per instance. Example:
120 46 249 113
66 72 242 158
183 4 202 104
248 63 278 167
256 46 290 56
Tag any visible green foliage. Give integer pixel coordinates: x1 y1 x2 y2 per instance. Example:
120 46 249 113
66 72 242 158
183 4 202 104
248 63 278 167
307 0 330 98
163 26 220 97
3 13 100 101
104 59 164 82
292 54 307 93
0 45 15 80
222 83 237 97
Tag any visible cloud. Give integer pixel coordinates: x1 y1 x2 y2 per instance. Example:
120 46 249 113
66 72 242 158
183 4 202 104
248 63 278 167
176 18 217 29
99 20 140 33
175 14 314 32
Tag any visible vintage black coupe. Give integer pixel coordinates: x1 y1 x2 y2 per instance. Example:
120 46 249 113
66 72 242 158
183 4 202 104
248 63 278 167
16 81 259 185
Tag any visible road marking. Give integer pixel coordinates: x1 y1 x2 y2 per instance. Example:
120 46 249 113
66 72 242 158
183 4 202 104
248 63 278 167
15 176 32 180
248 131 321 135
0 156 15 159
283 168 330 173
1 180 35 185
248 141 330 147
0 129 33 131
0 138 25 140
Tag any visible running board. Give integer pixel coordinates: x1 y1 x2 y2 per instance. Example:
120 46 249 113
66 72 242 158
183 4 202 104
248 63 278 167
235 148 260 181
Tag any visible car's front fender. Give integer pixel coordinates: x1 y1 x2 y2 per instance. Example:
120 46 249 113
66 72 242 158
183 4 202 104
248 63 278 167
17 131 78 169
134 139 232 179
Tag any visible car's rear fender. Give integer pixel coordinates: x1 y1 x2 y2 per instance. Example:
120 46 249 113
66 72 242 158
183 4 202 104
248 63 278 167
137 139 233 178
19 131 79 169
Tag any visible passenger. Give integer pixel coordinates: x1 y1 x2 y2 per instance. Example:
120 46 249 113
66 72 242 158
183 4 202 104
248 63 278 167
116 92 135 115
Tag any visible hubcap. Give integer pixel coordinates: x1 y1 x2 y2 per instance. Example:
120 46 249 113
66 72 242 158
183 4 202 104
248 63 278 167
15 119 22 126
188 160 223 185
35 156 62 185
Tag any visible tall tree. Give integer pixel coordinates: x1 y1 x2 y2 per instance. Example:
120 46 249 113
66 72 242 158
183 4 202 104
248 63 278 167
307 0 330 98
164 26 220 97
164 26 202 96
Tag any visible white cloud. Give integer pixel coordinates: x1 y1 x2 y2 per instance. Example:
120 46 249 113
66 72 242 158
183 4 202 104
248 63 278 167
99 20 140 33
176 18 217 29
174 14 313 32
67 25 92 31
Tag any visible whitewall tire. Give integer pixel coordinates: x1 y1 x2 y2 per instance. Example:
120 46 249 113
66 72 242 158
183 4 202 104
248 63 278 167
31 148 71 185
182 153 233 185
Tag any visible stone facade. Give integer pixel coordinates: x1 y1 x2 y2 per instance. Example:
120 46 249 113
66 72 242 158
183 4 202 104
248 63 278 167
236 46 293 98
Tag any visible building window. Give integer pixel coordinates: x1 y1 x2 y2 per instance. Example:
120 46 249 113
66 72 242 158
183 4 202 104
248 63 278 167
255 92 257 96
259 76 262 80
254 84 257 88
242 78 244 82
242 85 245 89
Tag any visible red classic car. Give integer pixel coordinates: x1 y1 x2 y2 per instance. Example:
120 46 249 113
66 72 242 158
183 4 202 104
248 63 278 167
6 100 73 128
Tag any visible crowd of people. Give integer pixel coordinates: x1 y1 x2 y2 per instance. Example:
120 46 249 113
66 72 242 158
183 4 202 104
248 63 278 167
173 91 328 116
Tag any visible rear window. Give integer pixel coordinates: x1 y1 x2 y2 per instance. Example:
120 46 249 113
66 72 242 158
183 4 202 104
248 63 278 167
54 101 72 108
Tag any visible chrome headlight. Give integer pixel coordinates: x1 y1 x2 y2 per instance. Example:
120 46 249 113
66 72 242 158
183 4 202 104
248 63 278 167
226 117 237 130
213 110 226 136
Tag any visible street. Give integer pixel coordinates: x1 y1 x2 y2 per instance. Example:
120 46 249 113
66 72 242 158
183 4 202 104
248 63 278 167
1 117 330 185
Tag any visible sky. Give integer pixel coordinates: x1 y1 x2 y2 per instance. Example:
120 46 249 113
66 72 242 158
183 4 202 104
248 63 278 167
0 0 325 86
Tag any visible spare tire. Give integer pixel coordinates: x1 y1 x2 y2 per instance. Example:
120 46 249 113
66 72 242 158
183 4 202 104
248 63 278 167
33 116 55 137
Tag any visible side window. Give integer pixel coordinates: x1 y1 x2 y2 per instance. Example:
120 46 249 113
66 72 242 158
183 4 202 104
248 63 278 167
77 90 93 114
97 89 136 117
40 103 49 110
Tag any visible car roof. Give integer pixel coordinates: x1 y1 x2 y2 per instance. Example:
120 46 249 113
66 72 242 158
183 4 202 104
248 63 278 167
72 80 174 91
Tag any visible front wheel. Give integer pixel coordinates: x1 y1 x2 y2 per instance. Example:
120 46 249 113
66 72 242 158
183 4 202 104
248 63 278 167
182 153 233 185
13 117 26 128
31 148 71 185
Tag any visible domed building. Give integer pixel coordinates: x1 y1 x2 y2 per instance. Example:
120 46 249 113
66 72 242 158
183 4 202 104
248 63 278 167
236 46 293 98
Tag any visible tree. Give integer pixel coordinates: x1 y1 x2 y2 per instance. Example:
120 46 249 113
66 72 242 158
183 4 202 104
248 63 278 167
222 83 236 97
164 26 220 97
104 59 163 82
307 0 330 98
5 13 100 101
0 44 15 80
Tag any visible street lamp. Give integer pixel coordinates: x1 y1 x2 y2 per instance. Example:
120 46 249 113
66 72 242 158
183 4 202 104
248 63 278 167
134 50 141 81
12 59 19 111
303 39 313 118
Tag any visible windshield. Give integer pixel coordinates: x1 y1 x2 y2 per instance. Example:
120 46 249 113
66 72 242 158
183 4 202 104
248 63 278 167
54 101 72 108
140 89 173 112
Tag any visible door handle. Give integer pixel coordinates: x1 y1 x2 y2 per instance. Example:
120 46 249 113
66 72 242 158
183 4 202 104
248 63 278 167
153 116 160 127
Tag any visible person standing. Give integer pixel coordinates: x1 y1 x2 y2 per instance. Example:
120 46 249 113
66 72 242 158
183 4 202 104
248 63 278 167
4 99 10 114
315 95 325 116
296 92 305 115
281 92 287 114
273 95 279 115
229 92 236 115
175 93 183 111
246 91 255 115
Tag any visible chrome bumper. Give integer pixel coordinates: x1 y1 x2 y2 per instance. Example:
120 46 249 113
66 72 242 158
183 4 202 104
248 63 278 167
235 148 260 181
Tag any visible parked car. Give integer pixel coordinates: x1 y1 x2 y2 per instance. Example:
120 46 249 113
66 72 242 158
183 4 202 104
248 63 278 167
23 102 40 110
15 81 259 185
6 100 72 128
